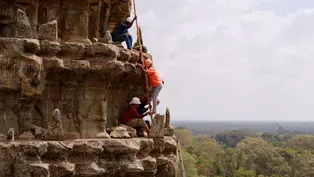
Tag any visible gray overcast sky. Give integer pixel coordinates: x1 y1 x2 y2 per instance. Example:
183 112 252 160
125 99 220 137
129 0 314 121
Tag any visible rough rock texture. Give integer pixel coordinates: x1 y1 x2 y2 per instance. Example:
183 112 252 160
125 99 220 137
0 37 147 137
47 109 64 140
0 137 180 177
15 9 33 38
120 124 137 137
0 1 183 176
150 114 165 138
110 125 137 138
164 108 175 136
110 126 130 138
38 20 58 41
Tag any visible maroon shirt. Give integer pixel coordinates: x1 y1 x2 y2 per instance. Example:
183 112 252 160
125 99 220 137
122 105 145 124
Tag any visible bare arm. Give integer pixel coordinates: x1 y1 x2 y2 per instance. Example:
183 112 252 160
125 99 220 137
136 63 148 74
128 16 138 28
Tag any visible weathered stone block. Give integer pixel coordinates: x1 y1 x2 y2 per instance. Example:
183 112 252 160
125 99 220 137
151 138 165 157
42 57 64 70
59 0 91 44
38 20 58 41
0 54 20 91
126 159 144 173
49 162 75 177
61 87 75 100
74 163 106 176
58 42 85 59
164 137 178 155
99 30 113 44
28 163 50 177
68 140 104 163
42 141 72 162
0 138 180 177
85 43 119 60
47 109 64 141
149 114 165 138
31 125 48 140
14 141 48 160
39 40 61 57
119 124 137 138
63 60 90 75
110 126 131 138
118 48 132 62
164 125 175 136
102 139 140 157
137 139 154 158
156 156 169 166
15 9 32 38
96 131 111 139
141 156 157 174
18 131 36 140
18 54 44 99
129 51 140 64
24 39 40 54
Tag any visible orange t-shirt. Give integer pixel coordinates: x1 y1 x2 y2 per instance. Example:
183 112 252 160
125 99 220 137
147 67 162 87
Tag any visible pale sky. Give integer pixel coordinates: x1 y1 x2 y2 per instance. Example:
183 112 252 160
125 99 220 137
129 0 314 121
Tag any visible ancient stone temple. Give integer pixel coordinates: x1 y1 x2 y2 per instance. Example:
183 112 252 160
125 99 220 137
0 0 184 176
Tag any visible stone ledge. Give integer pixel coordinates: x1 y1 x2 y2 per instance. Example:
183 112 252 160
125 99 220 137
0 137 179 177
0 38 150 63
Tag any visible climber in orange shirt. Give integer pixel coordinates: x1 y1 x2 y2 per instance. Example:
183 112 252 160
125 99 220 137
137 58 163 114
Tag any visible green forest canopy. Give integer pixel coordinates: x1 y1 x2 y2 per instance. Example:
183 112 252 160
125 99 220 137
175 127 314 177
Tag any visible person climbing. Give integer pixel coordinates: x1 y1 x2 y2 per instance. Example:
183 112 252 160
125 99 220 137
137 58 163 114
112 16 137 49
122 97 150 136
137 94 160 129
137 94 159 114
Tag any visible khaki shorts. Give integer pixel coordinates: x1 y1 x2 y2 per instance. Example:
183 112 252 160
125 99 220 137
127 119 146 128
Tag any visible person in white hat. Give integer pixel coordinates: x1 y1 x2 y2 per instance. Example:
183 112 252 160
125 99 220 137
122 97 150 136
112 16 137 49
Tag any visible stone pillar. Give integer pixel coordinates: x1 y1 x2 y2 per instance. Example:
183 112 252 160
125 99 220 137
99 2 109 37
46 0 60 22
0 0 16 37
77 82 110 138
25 0 39 37
113 90 120 127
18 99 36 135
38 0 60 26
149 114 165 138
59 0 91 44
88 0 102 41
107 0 132 32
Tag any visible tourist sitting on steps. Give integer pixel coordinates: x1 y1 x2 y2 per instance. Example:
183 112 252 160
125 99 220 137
112 16 137 49
122 97 150 136
137 59 163 114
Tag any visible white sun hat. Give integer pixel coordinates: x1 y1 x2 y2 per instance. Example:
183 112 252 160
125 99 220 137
129 97 141 105
126 17 132 23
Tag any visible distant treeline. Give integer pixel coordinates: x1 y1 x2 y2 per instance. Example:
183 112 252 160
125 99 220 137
172 121 314 135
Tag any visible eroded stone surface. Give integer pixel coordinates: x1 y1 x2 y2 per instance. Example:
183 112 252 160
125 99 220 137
15 9 33 38
149 114 165 138
0 138 179 177
0 1 182 176
164 125 175 136
38 20 58 41
120 124 137 138
110 126 131 138
47 109 64 141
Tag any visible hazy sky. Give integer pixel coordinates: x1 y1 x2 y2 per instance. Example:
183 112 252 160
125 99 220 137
129 0 314 121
